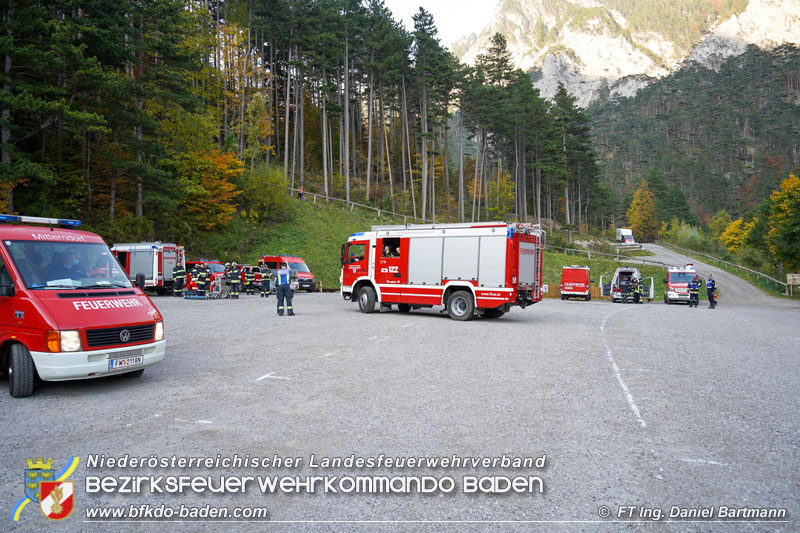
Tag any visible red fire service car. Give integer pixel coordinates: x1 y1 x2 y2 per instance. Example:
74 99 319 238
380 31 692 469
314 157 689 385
184 260 225 296
340 222 545 320
560 265 592 301
0 215 166 397
664 264 697 304
259 255 316 291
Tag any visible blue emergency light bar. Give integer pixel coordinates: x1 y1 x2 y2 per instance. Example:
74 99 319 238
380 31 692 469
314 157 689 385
0 214 82 227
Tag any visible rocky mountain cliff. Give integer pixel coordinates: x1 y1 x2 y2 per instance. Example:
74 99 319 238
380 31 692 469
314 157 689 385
451 0 800 106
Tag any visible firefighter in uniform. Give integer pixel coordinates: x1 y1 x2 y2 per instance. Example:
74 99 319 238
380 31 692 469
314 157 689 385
229 262 241 299
632 276 641 304
172 263 185 297
260 267 271 298
707 274 716 309
637 276 644 304
196 262 209 297
275 262 294 316
244 267 256 294
688 275 700 308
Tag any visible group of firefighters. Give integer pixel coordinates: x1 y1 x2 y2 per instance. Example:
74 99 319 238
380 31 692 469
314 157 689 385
623 276 647 304
688 274 717 308
169 261 295 315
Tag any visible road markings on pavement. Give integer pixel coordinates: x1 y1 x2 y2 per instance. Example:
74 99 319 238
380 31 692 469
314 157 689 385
318 353 334 358
679 458 730 466
255 372 291 382
125 413 160 427
601 308 647 428
401 323 413 328
196 420 213 424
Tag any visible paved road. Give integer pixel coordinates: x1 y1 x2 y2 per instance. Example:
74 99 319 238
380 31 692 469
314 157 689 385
642 243 792 308
2 291 798 531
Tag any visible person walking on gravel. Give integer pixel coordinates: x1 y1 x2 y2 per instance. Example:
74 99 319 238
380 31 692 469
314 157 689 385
706 274 717 309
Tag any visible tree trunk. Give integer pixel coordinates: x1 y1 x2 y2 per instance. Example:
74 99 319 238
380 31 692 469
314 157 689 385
2 0 13 211
402 76 416 219
322 84 329 196
366 64 373 200
420 86 428 220
344 37 350 204
283 48 291 178
458 104 464 222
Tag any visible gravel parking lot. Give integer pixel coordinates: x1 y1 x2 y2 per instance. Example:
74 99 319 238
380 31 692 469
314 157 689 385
3 255 799 530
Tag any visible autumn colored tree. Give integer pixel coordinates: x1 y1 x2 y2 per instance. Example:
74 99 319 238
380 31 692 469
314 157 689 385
626 180 659 242
720 218 756 253
177 150 242 231
709 209 733 238
767 173 800 269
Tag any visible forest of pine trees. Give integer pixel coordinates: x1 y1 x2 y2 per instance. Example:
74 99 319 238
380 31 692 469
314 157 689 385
0 0 603 245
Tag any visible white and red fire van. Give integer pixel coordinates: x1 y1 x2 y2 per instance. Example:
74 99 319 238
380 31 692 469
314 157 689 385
664 264 697 304
340 222 545 320
560 265 592 301
112 242 185 294
0 215 166 397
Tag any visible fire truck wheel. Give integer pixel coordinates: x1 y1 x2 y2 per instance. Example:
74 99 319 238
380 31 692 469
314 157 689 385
397 304 412 313
447 291 474 321
560 294 566 300
358 286 377 313
585 294 591 301
483 308 505 319
124 369 145 378
8 343 35 398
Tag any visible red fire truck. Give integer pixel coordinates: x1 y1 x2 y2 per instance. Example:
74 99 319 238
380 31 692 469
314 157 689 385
560 265 592 301
664 264 697 304
0 215 166 397
340 222 545 320
111 242 185 294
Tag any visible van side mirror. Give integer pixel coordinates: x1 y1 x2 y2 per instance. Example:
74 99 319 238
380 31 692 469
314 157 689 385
590 278 595 283
340 243 346 266
135 273 146 289
663 278 667 283
0 284 15 297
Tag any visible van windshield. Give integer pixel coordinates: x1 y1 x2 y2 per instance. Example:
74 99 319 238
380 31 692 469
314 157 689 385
5 241 132 289
287 261 310 273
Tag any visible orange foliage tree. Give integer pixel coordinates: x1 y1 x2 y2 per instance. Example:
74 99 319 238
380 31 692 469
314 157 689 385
177 150 242 231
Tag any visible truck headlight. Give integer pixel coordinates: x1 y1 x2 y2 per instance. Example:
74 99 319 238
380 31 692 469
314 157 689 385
154 321 164 341
60 330 82 352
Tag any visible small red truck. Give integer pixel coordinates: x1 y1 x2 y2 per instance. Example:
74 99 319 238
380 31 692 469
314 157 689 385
259 255 316 291
664 264 697 304
560 265 592 301
0 215 166 397
340 222 545 320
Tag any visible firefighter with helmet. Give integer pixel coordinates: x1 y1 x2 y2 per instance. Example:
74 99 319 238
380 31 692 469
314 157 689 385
707 274 717 309
688 274 700 308
229 262 242 299
275 262 294 316
221 262 232 298
172 263 185 297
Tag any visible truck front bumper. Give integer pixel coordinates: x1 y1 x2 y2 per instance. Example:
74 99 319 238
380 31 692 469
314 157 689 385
30 340 166 381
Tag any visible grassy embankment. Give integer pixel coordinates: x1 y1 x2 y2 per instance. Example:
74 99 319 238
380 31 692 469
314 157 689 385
254 199 672 298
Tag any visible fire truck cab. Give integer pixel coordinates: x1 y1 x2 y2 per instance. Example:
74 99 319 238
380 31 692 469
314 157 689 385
560 265 592 301
0 215 165 397
111 242 185 294
340 222 545 321
664 264 697 304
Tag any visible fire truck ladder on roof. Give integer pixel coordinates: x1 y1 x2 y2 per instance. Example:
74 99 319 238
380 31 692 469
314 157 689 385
371 222 542 232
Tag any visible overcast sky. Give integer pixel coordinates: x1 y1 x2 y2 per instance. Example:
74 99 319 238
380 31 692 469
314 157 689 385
381 0 496 47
